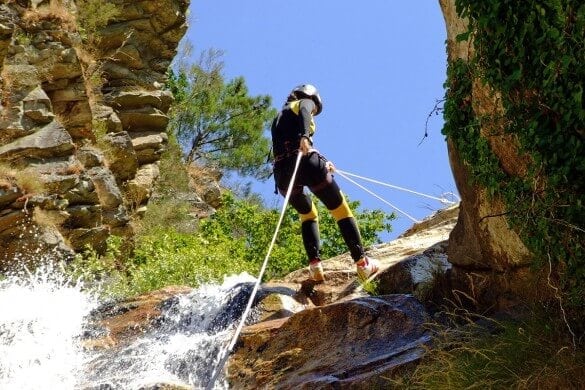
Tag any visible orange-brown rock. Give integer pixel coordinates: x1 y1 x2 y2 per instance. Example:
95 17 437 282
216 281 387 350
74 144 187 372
83 286 192 350
228 295 431 389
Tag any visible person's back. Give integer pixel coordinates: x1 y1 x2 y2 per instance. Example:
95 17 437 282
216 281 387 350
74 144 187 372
271 98 316 160
271 84 380 283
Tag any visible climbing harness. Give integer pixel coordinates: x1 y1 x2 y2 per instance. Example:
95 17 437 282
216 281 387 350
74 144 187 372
205 151 303 390
335 169 459 224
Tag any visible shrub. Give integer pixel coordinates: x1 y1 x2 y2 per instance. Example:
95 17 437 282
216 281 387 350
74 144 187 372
75 0 119 41
22 0 76 31
392 309 585 389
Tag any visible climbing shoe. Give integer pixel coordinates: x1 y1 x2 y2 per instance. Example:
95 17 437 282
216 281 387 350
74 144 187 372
356 257 380 281
309 259 325 282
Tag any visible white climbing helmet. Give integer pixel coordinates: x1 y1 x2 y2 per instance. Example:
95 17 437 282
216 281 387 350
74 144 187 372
290 84 323 115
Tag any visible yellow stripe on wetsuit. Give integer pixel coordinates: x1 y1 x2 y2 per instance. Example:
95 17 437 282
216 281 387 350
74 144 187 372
300 202 319 223
329 195 354 221
289 100 316 135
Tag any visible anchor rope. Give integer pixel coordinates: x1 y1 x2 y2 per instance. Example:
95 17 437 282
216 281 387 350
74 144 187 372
336 169 458 205
335 170 421 223
205 151 303 390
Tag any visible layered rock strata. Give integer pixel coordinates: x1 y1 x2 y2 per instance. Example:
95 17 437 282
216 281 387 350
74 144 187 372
0 0 188 267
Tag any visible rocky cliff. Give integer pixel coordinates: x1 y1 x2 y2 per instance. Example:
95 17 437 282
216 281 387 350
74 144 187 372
438 0 554 310
0 0 189 267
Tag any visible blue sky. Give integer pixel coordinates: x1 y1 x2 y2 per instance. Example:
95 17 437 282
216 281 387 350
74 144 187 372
183 1 457 239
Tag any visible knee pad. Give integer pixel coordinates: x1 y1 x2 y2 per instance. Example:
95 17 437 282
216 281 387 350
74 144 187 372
300 201 319 223
329 195 354 221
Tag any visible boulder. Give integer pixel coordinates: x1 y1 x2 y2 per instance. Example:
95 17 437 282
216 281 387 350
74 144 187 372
108 90 173 112
117 107 169 131
228 295 431 389
63 204 103 229
125 163 160 207
66 226 110 252
77 145 105 169
83 286 194 350
22 86 54 124
376 241 451 300
130 131 168 151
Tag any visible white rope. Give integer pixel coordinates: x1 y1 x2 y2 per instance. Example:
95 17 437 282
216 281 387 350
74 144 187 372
205 151 303 390
336 169 421 224
336 169 458 205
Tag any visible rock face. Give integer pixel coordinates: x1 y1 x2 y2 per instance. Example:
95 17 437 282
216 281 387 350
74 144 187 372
81 207 457 389
438 0 543 310
0 0 189 266
228 295 431 389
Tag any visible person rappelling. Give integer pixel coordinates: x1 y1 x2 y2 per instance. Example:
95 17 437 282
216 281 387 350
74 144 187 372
270 84 380 282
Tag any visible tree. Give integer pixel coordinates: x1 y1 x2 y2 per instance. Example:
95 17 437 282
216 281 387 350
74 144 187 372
199 192 395 280
167 50 276 179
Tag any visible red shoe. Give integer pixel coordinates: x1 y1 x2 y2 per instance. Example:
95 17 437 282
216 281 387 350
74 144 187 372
356 257 379 281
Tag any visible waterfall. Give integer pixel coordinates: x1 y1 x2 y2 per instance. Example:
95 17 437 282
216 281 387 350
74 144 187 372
0 266 257 390
0 265 98 390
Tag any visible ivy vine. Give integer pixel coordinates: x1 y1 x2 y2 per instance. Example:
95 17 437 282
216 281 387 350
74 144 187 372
443 1 585 308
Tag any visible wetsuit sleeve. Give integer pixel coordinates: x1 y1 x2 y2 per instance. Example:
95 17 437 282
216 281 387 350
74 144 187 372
299 99 316 140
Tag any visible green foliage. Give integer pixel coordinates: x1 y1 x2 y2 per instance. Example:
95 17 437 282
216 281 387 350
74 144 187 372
360 278 379 296
136 133 196 236
392 310 585 389
75 189 394 297
197 192 394 281
166 50 276 179
66 236 126 294
76 0 119 41
119 230 255 296
444 1 585 309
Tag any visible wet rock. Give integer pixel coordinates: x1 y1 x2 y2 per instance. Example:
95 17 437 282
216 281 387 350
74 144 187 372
83 286 194 350
0 187 21 209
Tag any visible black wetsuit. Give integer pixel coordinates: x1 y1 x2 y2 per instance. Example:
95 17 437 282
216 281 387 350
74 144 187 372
271 98 365 263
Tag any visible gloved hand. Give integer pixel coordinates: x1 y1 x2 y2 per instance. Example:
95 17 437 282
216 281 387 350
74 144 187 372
325 161 336 173
299 137 312 155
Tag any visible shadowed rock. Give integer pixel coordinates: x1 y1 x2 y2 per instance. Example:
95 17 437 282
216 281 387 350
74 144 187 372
228 294 431 389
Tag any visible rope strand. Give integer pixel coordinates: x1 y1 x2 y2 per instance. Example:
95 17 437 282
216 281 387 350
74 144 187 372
336 170 421 223
205 151 303 390
336 169 458 204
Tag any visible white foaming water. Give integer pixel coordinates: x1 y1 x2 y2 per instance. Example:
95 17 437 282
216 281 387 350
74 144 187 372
83 272 257 389
0 265 98 390
1 267 257 390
